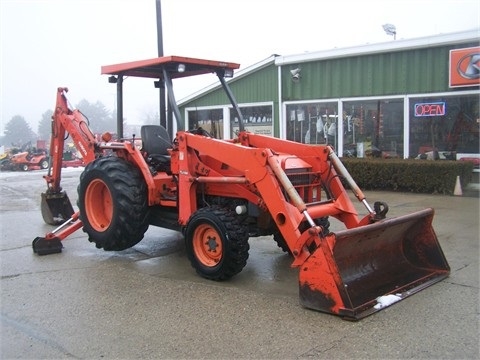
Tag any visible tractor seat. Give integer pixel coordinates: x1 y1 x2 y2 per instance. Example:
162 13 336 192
141 125 171 173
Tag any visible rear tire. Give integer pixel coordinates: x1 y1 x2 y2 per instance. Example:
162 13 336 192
78 156 149 251
185 206 249 280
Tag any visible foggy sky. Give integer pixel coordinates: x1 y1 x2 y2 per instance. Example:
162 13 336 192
1 0 479 134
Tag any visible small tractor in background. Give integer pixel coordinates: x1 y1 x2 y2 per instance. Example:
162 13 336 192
9 150 49 171
33 56 450 320
1 145 49 172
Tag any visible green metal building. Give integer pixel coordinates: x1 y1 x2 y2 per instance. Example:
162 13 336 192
178 29 479 160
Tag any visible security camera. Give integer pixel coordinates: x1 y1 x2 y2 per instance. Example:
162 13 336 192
290 68 301 82
290 68 301 76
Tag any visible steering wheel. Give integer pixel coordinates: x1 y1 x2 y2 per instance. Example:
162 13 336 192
188 127 213 137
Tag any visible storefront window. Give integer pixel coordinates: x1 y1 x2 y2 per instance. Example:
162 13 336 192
187 108 224 139
230 105 273 137
409 94 479 158
343 99 403 158
285 102 337 145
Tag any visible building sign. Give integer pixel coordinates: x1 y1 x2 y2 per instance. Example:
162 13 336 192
449 46 480 88
414 102 446 117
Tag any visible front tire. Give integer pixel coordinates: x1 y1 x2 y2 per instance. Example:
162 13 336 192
40 158 49 169
185 206 249 280
273 217 330 255
78 156 149 251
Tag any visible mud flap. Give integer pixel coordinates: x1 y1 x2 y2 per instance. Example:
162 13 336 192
299 208 450 320
41 191 74 225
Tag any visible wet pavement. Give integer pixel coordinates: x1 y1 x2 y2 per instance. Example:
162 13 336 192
1 168 479 359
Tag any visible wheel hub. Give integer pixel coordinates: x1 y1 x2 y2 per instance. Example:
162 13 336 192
205 236 219 252
193 224 223 266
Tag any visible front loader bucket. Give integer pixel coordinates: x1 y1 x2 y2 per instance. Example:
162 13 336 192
299 208 450 320
41 191 74 225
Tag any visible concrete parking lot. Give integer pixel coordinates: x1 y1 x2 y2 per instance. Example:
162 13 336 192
1 168 478 359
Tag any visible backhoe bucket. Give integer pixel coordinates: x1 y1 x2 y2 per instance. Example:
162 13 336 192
299 208 450 320
41 191 74 225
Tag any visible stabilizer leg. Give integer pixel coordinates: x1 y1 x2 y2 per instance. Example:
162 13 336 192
32 237 63 255
32 212 83 255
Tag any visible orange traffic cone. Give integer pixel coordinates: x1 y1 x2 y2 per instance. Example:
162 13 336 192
454 176 463 196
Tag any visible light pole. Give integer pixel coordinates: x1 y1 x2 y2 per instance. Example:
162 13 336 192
382 24 397 40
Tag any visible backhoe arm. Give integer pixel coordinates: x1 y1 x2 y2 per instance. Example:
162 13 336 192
36 88 103 253
40 88 101 227
44 87 98 193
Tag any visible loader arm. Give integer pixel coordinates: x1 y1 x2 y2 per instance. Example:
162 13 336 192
174 131 362 263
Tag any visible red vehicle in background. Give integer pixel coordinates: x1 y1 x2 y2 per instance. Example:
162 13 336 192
61 150 85 168
4 149 49 171
0 147 84 172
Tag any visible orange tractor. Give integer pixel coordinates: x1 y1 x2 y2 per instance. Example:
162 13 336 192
2 149 49 171
33 56 450 320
